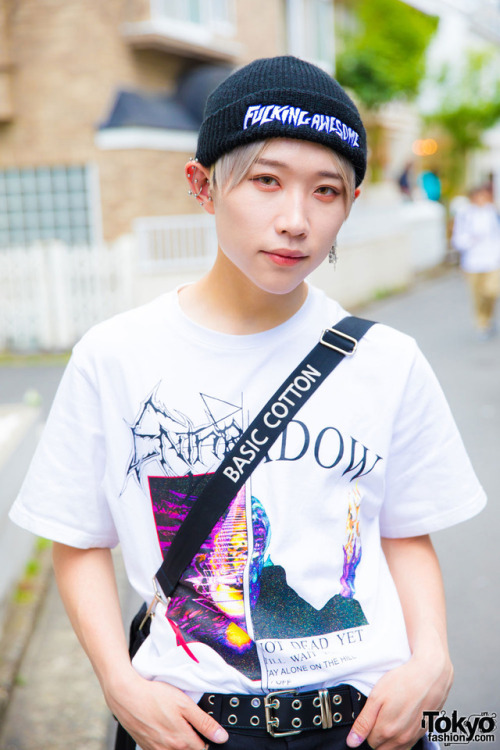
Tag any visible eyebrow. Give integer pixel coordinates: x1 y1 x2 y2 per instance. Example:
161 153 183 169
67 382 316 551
255 158 342 181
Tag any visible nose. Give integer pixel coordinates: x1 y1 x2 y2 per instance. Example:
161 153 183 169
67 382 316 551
275 190 309 238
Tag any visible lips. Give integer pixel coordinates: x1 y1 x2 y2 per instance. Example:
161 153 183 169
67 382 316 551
262 249 307 267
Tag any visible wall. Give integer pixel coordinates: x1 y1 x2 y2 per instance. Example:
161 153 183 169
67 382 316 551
0 0 285 244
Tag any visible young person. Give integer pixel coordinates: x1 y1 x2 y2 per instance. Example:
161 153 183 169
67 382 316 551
452 184 500 339
10 56 486 750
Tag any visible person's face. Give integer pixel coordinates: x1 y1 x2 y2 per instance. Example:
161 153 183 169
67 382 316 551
471 188 491 206
187 139 351 297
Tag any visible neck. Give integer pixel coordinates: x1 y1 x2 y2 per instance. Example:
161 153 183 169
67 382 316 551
178 253 308 334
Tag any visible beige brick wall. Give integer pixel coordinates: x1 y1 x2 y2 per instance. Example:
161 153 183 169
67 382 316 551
0 0 286 241
99 150 196 239
237 0 286 63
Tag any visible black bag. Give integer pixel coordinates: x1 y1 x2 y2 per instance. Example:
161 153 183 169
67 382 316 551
113 604 151 750
129 602 151 659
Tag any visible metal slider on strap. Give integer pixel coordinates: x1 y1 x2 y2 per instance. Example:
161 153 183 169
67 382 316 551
139 577 170 631
320 327 358 356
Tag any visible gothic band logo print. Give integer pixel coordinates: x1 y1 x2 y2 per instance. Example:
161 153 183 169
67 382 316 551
126 388 378 684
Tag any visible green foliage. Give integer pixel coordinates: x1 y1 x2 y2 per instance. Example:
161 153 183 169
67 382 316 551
336 0 439 109
425 50 500 151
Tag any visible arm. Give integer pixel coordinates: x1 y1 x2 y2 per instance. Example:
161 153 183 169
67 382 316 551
52 543 228 750
347 535 453 750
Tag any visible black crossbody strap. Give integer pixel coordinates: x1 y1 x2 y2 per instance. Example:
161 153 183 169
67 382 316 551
155 316 375 599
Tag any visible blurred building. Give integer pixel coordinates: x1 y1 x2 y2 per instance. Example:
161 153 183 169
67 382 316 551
0 0 292 246
0 0 340 349
0 0 446 351
404 0 500 197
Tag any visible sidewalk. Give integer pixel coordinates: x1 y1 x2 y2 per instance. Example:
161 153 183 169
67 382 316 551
0 547 137 750
0 267 498 749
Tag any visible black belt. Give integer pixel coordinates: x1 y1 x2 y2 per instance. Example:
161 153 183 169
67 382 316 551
199 684 366 738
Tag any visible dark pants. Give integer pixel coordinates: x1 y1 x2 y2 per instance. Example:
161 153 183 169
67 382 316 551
115 722 425 749
205 726 425 749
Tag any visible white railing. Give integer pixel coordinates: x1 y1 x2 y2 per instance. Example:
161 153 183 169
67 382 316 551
134 213 218 272
150 0 236 35
0 239 134 351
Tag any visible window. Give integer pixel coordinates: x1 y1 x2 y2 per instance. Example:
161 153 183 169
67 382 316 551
287 0 335 72
0 165 99 248
150 0 236 36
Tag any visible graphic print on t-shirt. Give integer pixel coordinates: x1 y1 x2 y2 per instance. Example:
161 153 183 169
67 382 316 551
127 389 370 683
126 387 243 480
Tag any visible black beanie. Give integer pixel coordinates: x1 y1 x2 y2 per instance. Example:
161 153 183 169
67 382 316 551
195 55 367 187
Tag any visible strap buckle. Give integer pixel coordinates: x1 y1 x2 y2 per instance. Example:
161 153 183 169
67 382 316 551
317 689 334 729
139 577 170 631
264 690 302 737
320 327 358 356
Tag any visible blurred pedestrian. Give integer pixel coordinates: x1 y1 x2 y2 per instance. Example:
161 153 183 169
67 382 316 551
418 170 441 202
452 184 500 339
397 160 414 200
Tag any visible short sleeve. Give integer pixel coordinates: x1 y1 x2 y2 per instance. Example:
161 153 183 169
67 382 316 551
379 346 486 537
9 352 119 548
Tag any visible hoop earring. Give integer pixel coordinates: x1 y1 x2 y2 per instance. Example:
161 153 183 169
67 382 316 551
188 177 210 201
329 241 338 266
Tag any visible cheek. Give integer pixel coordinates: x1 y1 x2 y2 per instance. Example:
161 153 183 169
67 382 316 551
215 203 266 251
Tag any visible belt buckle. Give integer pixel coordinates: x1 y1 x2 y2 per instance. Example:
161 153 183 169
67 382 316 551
264 689 301 737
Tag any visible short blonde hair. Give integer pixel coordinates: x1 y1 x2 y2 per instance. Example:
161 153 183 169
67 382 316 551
210 139 356 214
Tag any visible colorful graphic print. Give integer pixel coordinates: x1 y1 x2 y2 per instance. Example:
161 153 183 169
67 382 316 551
252 485 367 639
136 391 369 680
149 475 269 678
340 485 362 598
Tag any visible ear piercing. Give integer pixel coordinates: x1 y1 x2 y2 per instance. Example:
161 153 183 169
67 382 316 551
187 175 212 204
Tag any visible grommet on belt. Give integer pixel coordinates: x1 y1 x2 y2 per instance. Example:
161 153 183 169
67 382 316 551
198 684 367 737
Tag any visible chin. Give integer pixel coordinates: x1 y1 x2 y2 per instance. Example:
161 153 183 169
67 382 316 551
254 278 306 297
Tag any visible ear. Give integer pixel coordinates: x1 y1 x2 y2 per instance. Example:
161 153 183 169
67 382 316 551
185 159 215 215
354 188 361 200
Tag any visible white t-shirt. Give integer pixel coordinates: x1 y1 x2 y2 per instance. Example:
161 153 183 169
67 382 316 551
452 202 500 273
10 285 486 700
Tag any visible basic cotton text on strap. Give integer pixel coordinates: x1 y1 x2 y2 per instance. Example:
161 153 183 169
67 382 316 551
155 316 375 601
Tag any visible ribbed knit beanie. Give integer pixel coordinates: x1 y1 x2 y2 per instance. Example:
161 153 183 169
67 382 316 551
195 55 367 187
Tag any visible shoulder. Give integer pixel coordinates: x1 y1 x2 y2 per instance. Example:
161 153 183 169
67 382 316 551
72 292 174 368
319 287 419 364
318 293 423 396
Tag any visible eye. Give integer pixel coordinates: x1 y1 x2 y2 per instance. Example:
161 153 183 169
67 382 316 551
251 175 279 189
315 185 341 198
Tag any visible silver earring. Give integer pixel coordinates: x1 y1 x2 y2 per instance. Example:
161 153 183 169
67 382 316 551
188 176 208 200
188 185 203 198
329 241 338 266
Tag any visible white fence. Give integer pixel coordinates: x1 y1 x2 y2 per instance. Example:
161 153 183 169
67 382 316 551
134 213 217 272
0 240 134 351
0 200 447 352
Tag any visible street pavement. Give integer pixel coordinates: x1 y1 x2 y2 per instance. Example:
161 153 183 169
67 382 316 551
0 267 498 749
362 269 500 731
